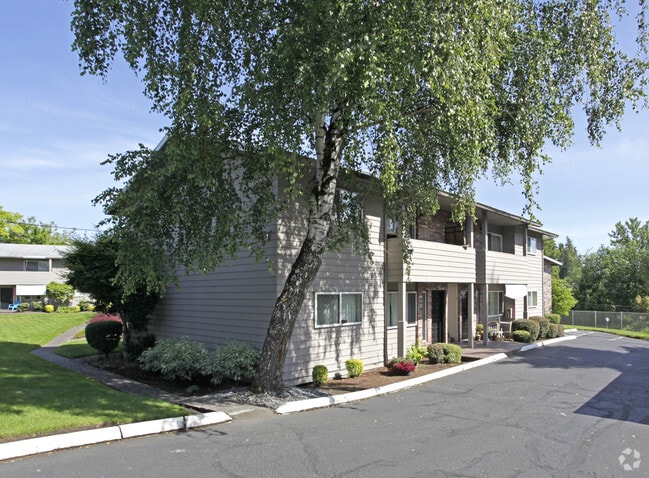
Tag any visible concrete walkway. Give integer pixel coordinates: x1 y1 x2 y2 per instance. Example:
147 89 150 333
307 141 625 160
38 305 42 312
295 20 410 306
0 328 580 461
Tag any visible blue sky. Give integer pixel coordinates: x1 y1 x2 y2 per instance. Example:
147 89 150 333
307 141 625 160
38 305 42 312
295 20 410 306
1 1 648 254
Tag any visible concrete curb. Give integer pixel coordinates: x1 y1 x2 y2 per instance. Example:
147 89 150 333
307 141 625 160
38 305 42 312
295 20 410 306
3 334 580 461
0 412 231 461
276 334 579 415
276 353 509 414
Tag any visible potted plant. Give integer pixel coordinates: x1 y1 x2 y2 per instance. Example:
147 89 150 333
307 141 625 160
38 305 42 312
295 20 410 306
475 323 484 340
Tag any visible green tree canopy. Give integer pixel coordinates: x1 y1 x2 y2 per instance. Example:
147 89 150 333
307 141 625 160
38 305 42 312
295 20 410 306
72 0 648 390
577 218 649 309
0 206 72 245
551 268 578 316
64 233 159 334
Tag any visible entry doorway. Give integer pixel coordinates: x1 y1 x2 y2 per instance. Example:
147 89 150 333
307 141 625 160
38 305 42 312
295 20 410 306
1 287 13 309
430 290 445 343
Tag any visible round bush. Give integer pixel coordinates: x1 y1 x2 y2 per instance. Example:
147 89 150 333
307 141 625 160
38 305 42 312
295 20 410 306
547 323 559 338
512 330 533 343
391 360 416 375
443 343 462 364
85 320 123 356
512 319 540 341
557 324 565 337
207 341 260 385
345 358 364 378
44 304 54 313
546 313 561 324
427 343 445 364
530 316 550 338
312 365 328 386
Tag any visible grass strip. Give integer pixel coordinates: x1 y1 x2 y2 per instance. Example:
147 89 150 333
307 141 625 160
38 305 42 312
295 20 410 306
0 313 187 441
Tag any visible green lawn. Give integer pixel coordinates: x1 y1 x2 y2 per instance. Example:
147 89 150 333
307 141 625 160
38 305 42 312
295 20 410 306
0 312 187 441
572 325 649 340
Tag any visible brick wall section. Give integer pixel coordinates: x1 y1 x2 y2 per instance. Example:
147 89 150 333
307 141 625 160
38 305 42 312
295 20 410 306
416 211 452 242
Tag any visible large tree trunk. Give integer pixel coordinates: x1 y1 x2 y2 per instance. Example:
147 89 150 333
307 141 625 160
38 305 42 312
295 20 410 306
252 111 345 392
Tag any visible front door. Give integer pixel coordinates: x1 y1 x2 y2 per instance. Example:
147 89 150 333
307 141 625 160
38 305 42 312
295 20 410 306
430 290 445 343
1 287 13 309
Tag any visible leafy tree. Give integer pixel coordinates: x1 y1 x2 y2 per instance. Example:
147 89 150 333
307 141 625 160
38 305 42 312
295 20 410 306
551 268 578 316
64 234 159 336
46 281 75 308
72 1 649 391
577 218 649 309
557 237 582 290
0 205 72 244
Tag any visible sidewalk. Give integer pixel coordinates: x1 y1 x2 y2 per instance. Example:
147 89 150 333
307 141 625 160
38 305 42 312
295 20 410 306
0 329 579 461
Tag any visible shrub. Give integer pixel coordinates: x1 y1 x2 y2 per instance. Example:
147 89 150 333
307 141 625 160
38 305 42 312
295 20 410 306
427 343 445 364
30 301 44 312
530 316 550 338
546 313 561 324
512 330 533 343
17 303 30 312
78 301 95 312
312 365 328 386
207 341 260 385
406 340 427 364
443 343 462 364
44 304 54 313
139 337 210 381
426 343 462 364
345 358 364 378
547 323 559 338
557 324 565 337
56 306 81 313
391 360 416 375
123 330 156 359
512 319 540 341
85 320 123 356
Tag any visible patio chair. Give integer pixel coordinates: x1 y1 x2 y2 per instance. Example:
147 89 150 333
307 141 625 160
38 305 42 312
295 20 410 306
7 301 20 311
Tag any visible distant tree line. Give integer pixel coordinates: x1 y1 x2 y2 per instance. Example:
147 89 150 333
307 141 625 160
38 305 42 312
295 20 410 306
0 205 73 245
545 218 649 313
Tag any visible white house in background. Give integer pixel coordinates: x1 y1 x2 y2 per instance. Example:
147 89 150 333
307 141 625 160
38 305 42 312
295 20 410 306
148 168 557 385
0 243 71 308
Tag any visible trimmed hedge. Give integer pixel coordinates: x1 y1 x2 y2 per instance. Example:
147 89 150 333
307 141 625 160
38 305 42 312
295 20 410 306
547 323 559 338
85 320 123 357
512 330 533 343
546 313 561 324
426 343 462 364
530 316 550 338
512 319 540 341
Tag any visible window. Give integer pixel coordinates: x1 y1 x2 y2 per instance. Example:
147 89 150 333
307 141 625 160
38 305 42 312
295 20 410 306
488 291 504 316
25 260 49 272
388 292 398 327
445 225 465 246
527 237 537 255
407 292 417 324
316 293 362 326
388 291 417 326
527 291 538 307
488 233 503 252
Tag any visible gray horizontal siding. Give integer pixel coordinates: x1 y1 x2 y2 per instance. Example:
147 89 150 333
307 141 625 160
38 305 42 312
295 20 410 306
280 194 387 385
386 239 476 283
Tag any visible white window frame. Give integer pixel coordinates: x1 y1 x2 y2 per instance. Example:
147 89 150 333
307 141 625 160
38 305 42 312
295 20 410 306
488 233 503 252
527 236 537 255
315 292 363 327
488 291 504 317
527 290 538 307
24 259 49 272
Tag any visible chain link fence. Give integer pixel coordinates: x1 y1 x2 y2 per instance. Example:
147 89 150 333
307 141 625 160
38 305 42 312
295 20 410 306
568 310 649 332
